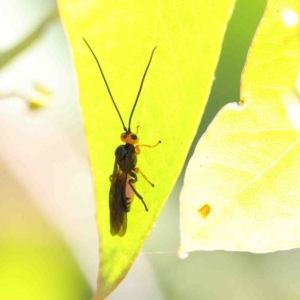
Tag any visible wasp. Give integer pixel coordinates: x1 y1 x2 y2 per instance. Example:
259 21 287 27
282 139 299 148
83 38 160 236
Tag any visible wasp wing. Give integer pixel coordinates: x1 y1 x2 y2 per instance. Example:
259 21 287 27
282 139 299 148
109 159 128 236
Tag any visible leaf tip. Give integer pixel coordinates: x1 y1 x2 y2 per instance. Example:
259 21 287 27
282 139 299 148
177 250 189 259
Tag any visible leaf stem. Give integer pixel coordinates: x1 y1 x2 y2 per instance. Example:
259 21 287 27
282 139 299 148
0 6 59 69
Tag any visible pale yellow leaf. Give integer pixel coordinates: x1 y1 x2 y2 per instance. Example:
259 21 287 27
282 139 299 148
179 0 300 254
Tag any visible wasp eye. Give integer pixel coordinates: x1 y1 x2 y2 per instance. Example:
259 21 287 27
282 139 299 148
131 134 137 140
122 133 127 138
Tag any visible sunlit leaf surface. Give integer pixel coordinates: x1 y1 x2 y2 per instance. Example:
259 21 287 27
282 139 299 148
179 0 300 254
58 0 235 297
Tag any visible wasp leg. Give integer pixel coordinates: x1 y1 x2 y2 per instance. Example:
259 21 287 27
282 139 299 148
135 168 154 187
128 171 149 211
135 140 161 155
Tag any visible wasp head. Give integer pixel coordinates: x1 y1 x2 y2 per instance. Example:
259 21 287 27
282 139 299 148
121 132 139 144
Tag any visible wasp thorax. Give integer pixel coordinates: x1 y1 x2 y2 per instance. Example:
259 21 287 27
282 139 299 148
121 132 139 144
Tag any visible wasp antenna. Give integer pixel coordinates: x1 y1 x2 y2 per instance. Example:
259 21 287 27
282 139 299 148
82 37 127 132
128 46 157 132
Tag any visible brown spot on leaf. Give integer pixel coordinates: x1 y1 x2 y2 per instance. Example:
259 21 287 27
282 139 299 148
239 98 246 106
198 204 211 219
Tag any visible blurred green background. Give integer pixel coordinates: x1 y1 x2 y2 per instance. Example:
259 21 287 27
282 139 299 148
2 0 300 299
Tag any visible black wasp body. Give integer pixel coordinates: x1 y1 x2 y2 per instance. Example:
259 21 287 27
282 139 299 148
83 37 160 237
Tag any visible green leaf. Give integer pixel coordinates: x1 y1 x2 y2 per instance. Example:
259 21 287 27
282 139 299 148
179 0 300 254
58 0 236 298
